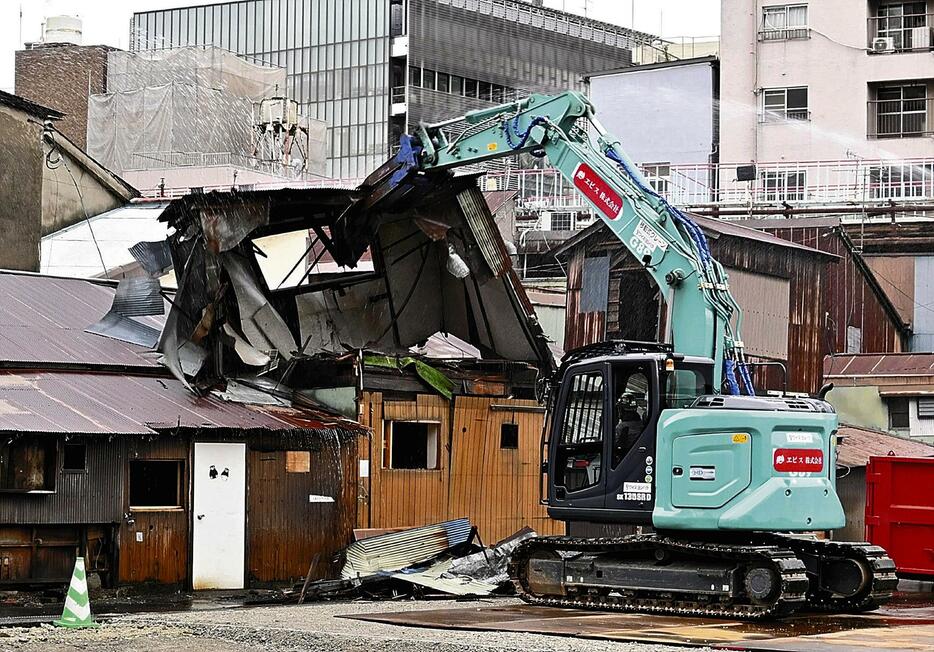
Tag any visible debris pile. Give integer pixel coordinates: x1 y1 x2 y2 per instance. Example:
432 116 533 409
285 520 536 602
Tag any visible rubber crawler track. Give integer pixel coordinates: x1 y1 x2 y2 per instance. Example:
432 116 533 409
508 535 810 620
754 534 898 613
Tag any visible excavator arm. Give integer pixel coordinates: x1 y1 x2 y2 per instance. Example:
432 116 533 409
394 91 753 394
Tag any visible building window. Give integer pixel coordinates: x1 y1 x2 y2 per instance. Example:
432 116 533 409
0 436 57 492
888 397 911 429
870 84 929 138
873 2 928 51
760 4 809 40
868 163 934 198
62 443 86 472
129 460 183 508
918 397 934 419
760 170 807 202
642 163 671 195
285 451 311 473
761 87 809 121
464 78 478 98
383 421 441 470
500 423 519 449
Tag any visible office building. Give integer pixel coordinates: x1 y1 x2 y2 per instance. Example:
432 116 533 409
130 0 655 178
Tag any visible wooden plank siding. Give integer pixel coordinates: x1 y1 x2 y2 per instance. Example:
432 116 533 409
358 392 564 543
247 438 358 585
119 436 189 585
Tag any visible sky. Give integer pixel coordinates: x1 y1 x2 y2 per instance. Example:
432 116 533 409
0 0 721 92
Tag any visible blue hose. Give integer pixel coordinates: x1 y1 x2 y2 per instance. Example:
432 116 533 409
723 359 741 396
503 115 549 151
739 362 757 396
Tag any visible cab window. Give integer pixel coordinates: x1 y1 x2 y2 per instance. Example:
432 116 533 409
555 371 604 492
664 365 713 409
611 364 651 467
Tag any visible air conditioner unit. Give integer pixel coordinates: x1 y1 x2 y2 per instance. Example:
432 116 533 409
910 26 932 49
871 36 896 53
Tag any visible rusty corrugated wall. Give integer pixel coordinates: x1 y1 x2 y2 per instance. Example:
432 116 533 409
562 226 835 393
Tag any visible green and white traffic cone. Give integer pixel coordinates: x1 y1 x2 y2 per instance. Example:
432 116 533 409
53 557 99 629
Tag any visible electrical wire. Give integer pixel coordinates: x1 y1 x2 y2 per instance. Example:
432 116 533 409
44 127 109 279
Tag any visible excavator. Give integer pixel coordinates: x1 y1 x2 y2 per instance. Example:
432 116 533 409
364 91 897 618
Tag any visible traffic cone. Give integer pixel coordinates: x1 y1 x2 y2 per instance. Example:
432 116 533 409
53 557 99 628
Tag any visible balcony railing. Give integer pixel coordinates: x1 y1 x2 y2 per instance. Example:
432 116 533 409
868 97 934 138
759 26 810 41
868 14 934 52
482 157 934 217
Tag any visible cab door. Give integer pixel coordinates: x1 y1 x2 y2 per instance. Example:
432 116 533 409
602 360 658 517
549 363 609 511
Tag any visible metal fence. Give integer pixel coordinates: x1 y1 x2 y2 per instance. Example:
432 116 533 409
483 157 934 222
868 96 933 139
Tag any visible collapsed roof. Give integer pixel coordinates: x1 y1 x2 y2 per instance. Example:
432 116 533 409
154 171 554 394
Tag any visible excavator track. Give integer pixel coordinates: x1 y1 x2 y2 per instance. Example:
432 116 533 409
755 534 898 613
509 535 810 619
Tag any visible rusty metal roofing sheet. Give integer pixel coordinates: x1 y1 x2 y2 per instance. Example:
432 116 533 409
0 370 365 435
837 424 934 467
825 354 934 378
0 272 165 367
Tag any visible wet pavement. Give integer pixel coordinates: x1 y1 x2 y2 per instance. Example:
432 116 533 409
343 591 934 651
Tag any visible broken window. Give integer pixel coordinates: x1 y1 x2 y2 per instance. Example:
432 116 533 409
129 461 183 508
286 450 311 473
62 443 87 472
0 436 57 492
500 423 519 449
383 421 441 470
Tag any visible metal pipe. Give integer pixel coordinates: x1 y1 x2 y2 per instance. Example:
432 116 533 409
690 204 934 217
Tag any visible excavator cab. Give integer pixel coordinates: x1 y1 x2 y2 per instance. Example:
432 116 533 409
546 342 713 525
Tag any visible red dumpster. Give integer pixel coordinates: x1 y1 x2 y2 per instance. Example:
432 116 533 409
866 455 934 578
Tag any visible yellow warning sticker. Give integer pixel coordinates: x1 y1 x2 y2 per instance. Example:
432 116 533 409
732 433 749 444
487 142 498 152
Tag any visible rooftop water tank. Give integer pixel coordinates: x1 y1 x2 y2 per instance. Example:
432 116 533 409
43 15 83 45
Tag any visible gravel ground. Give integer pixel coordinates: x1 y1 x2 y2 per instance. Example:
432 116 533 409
0 598 710 652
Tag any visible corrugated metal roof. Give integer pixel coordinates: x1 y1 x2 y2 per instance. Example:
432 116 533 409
825 354 934 378
341 519 473 579
554 214 837 260
837 424 934 467
482 190 518 215
0 370 364 435
0 272 165 368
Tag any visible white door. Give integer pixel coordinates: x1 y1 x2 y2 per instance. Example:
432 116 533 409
192 442 246 589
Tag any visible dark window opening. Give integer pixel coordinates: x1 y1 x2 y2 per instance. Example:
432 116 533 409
0 436 57 492
62 443 86 472
889 397 910 429
500 423 519 449
129 460 183 508
612 364 651 468
384 421 440 470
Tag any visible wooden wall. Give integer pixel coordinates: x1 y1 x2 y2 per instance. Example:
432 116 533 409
118 436 189 585
358 392 564 543
247 434 359 585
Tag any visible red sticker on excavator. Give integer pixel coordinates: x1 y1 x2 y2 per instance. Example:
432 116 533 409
572 162 623 220
773 448 824 472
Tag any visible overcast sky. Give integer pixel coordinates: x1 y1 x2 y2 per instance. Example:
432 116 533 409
0 0 721 92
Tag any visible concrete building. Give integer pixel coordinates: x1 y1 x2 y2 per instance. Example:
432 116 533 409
825 353 934 445
719 0 934 205
14 43 117 150
130 0 656 178
0 90 137 272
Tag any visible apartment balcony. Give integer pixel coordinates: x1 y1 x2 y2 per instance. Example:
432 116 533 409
868 94 934 139
868 13 934 53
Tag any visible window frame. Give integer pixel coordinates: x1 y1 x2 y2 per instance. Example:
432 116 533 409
128 459 185 511
0 435 58 494
760 169 807 202
382 420 442 470
761 86 809 122
62 441 87 474
760 4 810 41
888 396 911 429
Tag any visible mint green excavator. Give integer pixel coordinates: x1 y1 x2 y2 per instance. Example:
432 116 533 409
373 91 896 618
